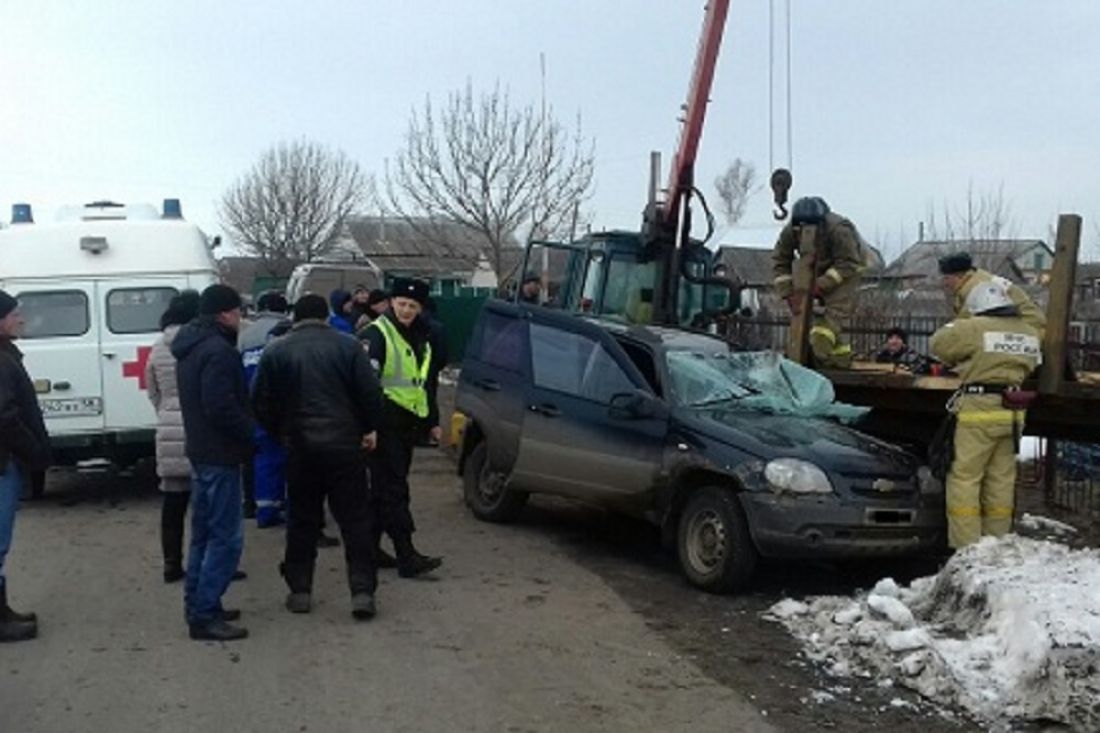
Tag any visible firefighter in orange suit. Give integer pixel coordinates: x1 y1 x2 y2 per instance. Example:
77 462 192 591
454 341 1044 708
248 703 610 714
772 197 864 368
930 279 1042 548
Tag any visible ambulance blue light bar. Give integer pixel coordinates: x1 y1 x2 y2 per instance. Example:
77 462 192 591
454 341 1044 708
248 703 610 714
11 203 33 224
163 199 182 219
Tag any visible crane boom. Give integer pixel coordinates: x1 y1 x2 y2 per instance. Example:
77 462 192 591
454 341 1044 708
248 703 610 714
662 0 730 228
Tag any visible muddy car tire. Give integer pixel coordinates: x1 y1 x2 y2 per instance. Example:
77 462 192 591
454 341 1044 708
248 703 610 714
463 442 528 522
677 486 757 593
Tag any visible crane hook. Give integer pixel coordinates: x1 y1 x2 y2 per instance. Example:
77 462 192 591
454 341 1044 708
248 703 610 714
770 168 792 220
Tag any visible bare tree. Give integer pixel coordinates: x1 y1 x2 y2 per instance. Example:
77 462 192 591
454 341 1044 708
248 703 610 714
220 139 369 276
386 83 595 281
922 182 1018 245
713 159 756 226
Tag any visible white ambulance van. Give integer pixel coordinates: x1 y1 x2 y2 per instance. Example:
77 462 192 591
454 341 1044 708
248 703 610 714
0 200 219 485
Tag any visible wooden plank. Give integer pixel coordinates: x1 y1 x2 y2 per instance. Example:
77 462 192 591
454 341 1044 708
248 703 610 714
1039 214 1081 394
784 225 816 365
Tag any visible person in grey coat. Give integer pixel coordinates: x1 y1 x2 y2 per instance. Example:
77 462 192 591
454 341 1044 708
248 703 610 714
145 291 201 583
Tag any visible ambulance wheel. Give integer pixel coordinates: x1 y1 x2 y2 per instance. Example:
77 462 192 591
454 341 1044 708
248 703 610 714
463 442 527 522
677 486 757 594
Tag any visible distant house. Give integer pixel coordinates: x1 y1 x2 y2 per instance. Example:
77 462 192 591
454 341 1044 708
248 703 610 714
877 239 1054 289
340 216 524 294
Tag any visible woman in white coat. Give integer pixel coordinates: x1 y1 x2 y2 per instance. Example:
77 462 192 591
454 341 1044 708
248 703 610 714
145 291 200 582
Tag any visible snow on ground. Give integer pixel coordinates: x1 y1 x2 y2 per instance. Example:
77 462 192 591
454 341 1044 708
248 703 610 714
766 535 1100 731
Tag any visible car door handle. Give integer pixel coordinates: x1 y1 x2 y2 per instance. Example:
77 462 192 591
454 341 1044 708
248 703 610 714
529 403 561 418
474 378 501 392
54 381 72 391
102 352 116 359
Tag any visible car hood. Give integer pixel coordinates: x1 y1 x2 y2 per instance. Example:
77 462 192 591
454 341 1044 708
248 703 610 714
680 407 919 478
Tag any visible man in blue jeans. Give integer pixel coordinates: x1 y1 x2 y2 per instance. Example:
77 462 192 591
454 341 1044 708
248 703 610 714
173 284 255 641
0 290 49 643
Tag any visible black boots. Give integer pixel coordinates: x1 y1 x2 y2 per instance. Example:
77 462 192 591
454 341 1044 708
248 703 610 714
189 620 248 641
348 565 377 621
281 562 314 614
0 586 37 643
393 534 443 579
162 504 186 584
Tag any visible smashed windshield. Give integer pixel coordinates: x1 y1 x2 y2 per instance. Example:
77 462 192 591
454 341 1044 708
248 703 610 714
665 349 868 423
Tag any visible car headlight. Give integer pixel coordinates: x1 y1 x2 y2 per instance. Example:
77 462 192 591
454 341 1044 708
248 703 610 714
764 458 833 494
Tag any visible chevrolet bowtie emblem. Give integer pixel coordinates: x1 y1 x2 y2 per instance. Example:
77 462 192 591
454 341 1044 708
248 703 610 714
872 479 896 493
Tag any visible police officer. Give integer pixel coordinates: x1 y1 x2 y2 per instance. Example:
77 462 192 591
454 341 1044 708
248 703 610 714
772 197 865 368
238 291 291 528
930 279 1042 549
362 278 443 578
938 252 1046 338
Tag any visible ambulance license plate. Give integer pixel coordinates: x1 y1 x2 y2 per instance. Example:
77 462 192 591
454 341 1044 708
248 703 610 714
40 397 103 417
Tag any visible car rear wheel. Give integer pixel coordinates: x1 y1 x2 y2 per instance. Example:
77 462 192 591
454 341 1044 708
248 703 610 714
463 441 528 522
677 486 757 593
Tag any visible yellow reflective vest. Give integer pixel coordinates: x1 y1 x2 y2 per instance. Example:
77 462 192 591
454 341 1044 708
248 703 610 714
368 316 432 418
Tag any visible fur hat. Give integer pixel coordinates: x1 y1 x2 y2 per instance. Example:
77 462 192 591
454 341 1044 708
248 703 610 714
390 278 429 306
938 252 973 275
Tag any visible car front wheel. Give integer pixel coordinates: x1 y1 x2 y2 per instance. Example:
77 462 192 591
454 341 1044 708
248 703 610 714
677 486 758 593
463 441 528 522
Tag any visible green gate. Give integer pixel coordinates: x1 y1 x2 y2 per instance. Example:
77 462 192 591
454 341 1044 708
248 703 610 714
433 288 493 365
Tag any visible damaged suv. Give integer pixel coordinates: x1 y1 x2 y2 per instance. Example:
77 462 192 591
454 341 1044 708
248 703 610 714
454 301 945 593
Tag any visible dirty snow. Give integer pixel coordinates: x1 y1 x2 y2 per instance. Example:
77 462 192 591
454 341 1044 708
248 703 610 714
767 535 1100 731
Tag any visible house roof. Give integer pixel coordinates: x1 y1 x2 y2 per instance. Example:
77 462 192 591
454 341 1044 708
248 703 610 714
880 239 1052 283
714 245 774 287
345 216 523 279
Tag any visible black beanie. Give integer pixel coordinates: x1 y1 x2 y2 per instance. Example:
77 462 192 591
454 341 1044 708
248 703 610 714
0 290 17 320
366 289 389 307
199 284 242 315
293 294 330 322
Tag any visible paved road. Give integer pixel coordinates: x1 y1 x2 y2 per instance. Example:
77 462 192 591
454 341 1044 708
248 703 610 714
1 453 775 733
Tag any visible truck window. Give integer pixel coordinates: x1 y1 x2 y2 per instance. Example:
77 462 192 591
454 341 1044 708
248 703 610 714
16 291 90 339
600 257 657 324
107 287 178 334
529 323 634 403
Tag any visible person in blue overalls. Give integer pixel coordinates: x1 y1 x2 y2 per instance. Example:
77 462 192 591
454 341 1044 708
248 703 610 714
239 291 291 528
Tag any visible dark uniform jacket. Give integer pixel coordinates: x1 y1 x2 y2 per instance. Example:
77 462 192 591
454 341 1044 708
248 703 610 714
361 312 439 432
0 338 50 474
172 316 255 466
252 320 382 453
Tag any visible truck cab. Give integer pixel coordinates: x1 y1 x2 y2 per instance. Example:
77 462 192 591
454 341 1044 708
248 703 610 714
0 200 219 480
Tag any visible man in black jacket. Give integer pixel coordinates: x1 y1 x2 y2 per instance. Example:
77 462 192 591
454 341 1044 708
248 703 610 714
362 278 443 579
172 284 254 642
252 294 384 619
0 291 48 643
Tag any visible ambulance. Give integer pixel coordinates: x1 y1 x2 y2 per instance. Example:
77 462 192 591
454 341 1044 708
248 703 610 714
0 200 220 484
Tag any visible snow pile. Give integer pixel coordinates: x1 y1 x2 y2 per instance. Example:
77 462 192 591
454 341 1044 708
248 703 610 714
766 536 1100 730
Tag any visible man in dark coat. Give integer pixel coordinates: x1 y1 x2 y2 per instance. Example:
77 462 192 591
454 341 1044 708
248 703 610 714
361 278 443 578
172 284 254 642
252 294 384 619
0 291 48 642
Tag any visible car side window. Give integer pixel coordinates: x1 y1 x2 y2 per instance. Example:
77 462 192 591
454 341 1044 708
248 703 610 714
530 323 635 403
476 311 527 373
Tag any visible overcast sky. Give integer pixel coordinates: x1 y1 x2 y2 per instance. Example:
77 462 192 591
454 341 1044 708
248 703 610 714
2 1 1098 259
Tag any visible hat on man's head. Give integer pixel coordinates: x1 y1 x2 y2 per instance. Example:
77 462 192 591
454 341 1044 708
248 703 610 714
293 294 330 323
522 271 541 285
256 291 289 314
366 289 389 307
938 252 974 275
0 290 18 320
390 277 429 306
199 284 242 315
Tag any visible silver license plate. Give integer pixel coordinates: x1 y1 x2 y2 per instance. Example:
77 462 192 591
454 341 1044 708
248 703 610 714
39 397 103 418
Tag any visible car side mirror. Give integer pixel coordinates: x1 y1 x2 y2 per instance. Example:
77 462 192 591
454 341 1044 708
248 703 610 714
609 390 666 420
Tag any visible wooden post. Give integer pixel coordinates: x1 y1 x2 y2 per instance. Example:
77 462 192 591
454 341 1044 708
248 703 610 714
785 225 816 365
1039 214 1081 395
